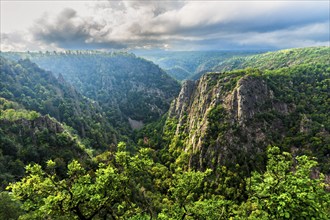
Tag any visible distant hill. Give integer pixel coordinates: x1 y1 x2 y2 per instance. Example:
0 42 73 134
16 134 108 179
134 50 261 81
214 46 330 71
191 46 330 80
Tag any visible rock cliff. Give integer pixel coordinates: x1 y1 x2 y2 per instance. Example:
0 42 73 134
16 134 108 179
166 66 329 173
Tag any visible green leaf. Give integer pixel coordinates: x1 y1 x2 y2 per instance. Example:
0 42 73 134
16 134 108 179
285 212 290 218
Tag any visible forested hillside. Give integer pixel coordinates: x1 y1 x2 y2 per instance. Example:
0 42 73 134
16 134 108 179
1 52 181 134
0 98 90 189
192 46 329 80
164 64 330 173
0 57 116 149
214 46 329 72
0 47 329 219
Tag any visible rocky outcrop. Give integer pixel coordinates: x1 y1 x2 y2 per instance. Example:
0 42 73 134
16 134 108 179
128 117 144 130
226 76 273 123
167 71 295 170
169 80 195 118
168 74 223 155
2 115 64 137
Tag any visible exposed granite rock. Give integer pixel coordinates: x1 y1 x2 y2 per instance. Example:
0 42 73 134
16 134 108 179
167 72 294 170
226 76 273 123
299 114 312 134
128 117 144 130
2 115 64 136
169 80 195 117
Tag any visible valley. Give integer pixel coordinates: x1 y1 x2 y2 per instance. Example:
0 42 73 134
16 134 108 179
0 46 329 219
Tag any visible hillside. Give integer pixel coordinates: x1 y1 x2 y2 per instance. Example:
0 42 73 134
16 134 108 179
1 52 181 133
0 98 89 188
214 46 329 71
191 46 329 80
0 57 116 149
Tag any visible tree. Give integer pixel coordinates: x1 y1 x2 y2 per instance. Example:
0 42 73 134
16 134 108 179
6 145 329 219
7 160 129 220
159 169 212 219
243 146 330 219
6 144 167 219
0 191 23 220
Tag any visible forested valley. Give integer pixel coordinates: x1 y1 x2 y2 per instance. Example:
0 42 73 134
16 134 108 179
0 47 329 219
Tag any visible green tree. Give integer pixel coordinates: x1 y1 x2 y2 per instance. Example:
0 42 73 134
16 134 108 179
0 191 23 220
243 146 330 219
159 169 211 219
7 160 129 220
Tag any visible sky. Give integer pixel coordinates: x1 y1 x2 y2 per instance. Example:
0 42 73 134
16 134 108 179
1 0 329 51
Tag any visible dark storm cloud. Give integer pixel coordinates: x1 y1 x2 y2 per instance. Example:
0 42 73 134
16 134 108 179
31 8 125 49
25 1 330 50
33 9 88 42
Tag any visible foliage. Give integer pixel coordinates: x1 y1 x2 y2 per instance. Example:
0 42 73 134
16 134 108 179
0 108 40 121
0 57 116 149
7 144 161 219
0 191 23 220
6 145 329 219
10 161 129 220
242 146 330 219
0 98 89 189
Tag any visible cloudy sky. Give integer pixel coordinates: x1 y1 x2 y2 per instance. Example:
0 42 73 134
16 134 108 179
1 0 329 51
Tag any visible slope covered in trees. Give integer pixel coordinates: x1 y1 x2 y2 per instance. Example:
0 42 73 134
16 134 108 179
163 62 330 175
1 52 181 134
214 46 329 72
0 57 116 149
0 98 90 189
191 46 329 80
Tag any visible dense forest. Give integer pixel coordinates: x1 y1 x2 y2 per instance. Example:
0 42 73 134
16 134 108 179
191 47 329 80
1 52 181 134
0 57 116 150
0 47 329 219
0 98 90 188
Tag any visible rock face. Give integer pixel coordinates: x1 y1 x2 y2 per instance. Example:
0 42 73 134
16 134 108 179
28 116 64 133
2 115 65 138
165 47 330 172
167 71 296 170
227 76 273 123
128 117 144 130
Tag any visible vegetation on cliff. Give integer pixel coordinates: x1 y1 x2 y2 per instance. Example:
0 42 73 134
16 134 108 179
163 48 329 175
0 47 329 219
0 98 90 189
